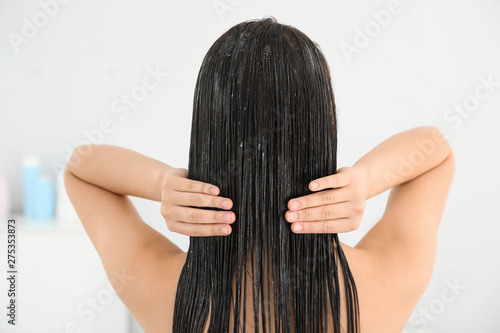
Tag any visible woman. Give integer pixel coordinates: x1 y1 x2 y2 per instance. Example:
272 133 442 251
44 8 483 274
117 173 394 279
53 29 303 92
65 17 454 332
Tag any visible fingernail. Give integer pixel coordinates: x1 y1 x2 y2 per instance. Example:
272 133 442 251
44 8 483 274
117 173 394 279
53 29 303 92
221 200 230 209
210 187 218 195
220 226 229 234
293 224 303 232
288 212 298 221
224 213 233 223
291 201 300 209
310 182 318 190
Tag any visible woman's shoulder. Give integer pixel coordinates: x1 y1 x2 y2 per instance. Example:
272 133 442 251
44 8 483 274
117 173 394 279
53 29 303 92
126 251 187 332
340 239 430 332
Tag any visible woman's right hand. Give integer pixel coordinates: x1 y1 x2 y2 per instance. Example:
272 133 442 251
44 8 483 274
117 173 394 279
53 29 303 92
285 166 369 234
160 167 236 237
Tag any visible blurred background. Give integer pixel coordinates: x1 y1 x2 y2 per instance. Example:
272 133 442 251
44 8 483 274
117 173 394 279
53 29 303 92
0 0 499 332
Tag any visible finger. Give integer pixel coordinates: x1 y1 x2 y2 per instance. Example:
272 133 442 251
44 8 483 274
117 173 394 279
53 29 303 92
290 218 358 234
170 205 236 224
170 176 220 195
309 172 350 192
285 202 352 223
287 188 349 211
174 191 233 210
167 220 232 237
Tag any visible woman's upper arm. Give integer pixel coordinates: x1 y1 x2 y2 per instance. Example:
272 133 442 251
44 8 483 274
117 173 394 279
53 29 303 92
352 151 455 327
357 151 455 256
63 169 184 303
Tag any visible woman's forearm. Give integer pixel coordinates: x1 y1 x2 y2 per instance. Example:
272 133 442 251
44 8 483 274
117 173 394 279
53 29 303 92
353 126 452 199
65 144 173 201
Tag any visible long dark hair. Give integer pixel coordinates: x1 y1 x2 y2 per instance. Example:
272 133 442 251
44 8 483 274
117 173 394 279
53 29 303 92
173 17 359 333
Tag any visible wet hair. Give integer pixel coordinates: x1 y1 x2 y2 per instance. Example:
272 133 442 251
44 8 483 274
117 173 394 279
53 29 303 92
173 17 359 333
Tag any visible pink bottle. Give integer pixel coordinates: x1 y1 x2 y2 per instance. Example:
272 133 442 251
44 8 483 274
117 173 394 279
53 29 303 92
0 175 11 219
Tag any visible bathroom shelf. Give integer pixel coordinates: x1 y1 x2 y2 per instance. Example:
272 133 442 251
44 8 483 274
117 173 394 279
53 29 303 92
0 214 130 333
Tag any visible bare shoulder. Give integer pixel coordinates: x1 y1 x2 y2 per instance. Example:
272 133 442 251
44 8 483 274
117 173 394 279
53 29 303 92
128 251 186 333
339 241 414 332
339 152 455 332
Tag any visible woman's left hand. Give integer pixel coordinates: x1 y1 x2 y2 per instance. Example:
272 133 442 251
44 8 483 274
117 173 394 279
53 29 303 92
160 167 235 237
284 166 367 234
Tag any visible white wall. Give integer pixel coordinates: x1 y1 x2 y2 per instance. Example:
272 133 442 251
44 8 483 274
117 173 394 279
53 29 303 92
1 0 499 332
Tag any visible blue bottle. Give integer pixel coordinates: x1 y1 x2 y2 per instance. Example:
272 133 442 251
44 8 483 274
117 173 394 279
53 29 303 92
22 156 40 219
34 177 55 222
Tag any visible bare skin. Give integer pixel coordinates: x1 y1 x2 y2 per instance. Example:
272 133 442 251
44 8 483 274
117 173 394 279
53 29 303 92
64 126 454 332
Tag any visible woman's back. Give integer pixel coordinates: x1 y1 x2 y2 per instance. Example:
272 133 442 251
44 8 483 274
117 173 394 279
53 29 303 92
126 132 454 332
64 128 454 332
